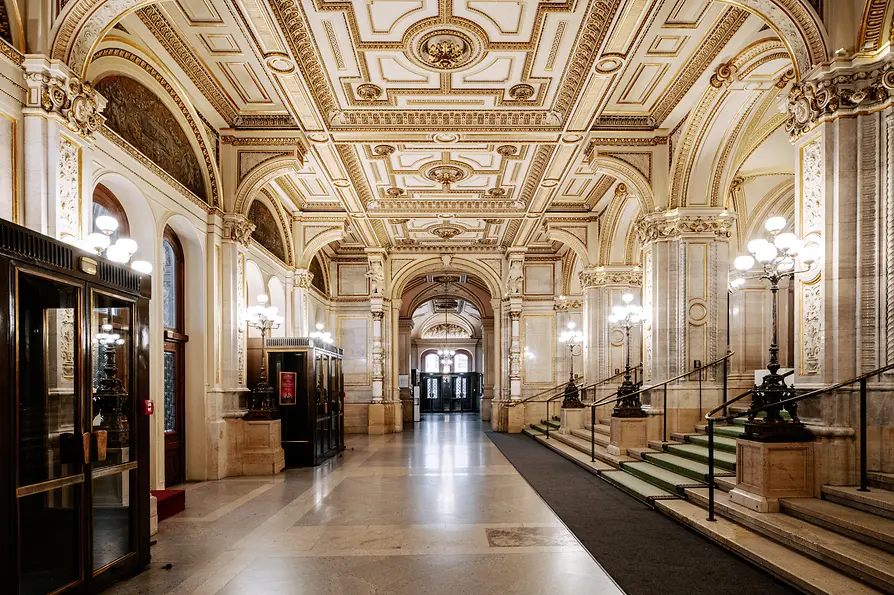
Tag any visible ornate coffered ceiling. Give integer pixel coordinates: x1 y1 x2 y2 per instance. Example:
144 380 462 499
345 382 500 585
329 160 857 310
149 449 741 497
99 0 790 253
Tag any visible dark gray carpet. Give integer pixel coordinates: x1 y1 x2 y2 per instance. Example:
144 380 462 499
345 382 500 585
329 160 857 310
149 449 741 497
487 430 801 595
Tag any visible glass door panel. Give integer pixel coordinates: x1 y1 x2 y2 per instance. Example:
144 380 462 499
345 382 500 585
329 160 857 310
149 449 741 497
90 292 137 572
15 270 83 594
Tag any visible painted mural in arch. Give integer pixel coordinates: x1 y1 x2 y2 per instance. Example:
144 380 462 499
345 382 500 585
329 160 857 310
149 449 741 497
94 76 206 199
0 0 12 45
248 200 287 264
309 255 326 294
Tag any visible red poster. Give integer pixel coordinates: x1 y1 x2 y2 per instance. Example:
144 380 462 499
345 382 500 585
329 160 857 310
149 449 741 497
279 371 297 405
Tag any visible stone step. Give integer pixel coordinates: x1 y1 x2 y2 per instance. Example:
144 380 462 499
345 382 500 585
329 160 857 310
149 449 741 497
686 488 894 593
781 497 894 554
643 451 735 483
621 461 705 495
531 425 634 468
583 422 611 436
823 486 894 521
716 475 736 492
600 470 679 505
540 419 561 430
732 411 791 425
657 498 886 595
523 428 614 475
695 423 746 438
569 427 609 447
685 433 738 453
868 472 894 492
665 443 737 470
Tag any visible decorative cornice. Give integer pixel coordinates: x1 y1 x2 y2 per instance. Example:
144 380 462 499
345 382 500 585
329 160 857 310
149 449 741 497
554 299 583 311
0 39 23 66
294 269 314 289
636 210 734 242
786 59 894 138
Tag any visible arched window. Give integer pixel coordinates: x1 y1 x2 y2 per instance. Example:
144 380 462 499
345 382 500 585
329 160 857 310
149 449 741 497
92 184 130 243
424 352 440 373
454 353 470 373
162 226 187 485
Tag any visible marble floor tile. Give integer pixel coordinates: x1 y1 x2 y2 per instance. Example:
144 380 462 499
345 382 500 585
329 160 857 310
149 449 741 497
106 414 623 595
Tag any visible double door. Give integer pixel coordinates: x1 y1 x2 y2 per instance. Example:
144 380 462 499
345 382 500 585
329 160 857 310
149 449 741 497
420 373 480 413
313 353 343 463
7 266 147 594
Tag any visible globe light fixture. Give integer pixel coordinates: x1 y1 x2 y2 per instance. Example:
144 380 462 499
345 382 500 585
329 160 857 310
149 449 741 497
310 321 334 344
63 214 153 276
730 216 820 441
608 292 646 417
244 294 284 419
558 320 584 408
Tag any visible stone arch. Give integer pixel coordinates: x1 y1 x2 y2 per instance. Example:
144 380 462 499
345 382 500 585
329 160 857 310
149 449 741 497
233 157 303 215
298 227 345 269
402 283 494 320
391 257 502 302
591 155 655 212
545 228 590 268
601 193 642 265
88 49 220 208
248 189 293 266
669 38 791 208
716 0 829 79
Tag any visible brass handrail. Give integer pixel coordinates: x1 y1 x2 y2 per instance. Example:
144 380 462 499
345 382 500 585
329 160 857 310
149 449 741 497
703 363 894 521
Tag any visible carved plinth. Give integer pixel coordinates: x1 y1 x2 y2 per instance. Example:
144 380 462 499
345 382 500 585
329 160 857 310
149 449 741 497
608 416 647 456
730 439 814 512
368 403 386 435
560 408 584 435
507 404 525 433
241 420 285 476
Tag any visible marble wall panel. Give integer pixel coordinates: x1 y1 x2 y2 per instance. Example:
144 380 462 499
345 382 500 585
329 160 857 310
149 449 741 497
339 316 370 386
337 264 369 296
523 264 554 295
522 314 555 385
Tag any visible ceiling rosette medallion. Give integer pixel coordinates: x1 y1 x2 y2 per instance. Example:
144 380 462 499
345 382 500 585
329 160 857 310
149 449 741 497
425 164 467 185
509 84 535 101
356 83 383 101
428 223 465 240
407 27 484 72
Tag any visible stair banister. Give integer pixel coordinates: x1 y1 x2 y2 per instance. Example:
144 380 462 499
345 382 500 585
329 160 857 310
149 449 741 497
703 363 894 522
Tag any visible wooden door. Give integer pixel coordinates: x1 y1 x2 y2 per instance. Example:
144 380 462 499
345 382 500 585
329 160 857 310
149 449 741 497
162 229 188 486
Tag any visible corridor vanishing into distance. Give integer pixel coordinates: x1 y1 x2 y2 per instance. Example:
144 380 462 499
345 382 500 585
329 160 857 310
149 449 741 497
108 415 622 595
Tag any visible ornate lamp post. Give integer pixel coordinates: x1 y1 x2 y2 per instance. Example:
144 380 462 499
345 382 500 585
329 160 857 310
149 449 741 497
244 294 283 419
559 322 584 408
730 216 820 441
608 292 646 417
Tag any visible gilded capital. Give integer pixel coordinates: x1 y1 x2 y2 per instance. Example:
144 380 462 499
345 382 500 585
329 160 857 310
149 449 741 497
636 210 733 242
294 269 314 289
224 215 256 247
23 59 106 139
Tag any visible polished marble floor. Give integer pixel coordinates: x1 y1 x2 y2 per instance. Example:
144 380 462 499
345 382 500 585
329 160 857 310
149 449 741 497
109 414 623 594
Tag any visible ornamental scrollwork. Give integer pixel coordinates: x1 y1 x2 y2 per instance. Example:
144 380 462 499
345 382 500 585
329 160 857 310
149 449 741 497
224 217 256 247
636 213 733 242
294 270 314 290
786 61 894 137
25 73 105 138
579 268 642 289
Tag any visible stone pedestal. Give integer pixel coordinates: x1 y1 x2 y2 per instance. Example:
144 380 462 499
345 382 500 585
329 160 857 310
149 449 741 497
241 420 285 475
149 494 158 537
608 416 647 456
368 403 387 435
730 439 814 512
560 408 584 435
481 397 492 421
507 403 525 433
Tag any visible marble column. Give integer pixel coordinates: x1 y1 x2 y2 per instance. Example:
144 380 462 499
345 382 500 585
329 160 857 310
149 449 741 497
481 316 494 420
580 266 642 419
508 299 523 401
292 268 313 336
22 57 106 239
398 315 413 423
637 209 732 438
785 58 894 476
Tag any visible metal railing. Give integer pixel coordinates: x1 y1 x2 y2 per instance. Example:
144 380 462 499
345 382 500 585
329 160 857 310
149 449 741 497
704 362 894 521
538 366 642 440
581 352 734 462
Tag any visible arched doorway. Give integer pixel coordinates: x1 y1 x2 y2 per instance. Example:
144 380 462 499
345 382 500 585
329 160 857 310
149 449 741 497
162 226 189 485
92 183 130 242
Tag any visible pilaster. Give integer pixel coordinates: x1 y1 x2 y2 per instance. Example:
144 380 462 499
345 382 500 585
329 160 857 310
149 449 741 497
292 268 313 336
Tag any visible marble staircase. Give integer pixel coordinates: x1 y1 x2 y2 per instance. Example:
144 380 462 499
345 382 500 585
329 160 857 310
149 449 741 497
524 417 894 594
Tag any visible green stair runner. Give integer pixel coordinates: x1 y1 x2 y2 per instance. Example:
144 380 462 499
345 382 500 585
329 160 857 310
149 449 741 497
600 470 678 504
666 443 737 470
686 433 737 453
622 461 704 495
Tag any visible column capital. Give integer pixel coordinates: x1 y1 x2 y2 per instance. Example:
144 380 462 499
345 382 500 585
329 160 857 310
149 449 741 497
223 214 255 247
636 208 733 243
787 56 894 139
293 268 313 289
22 56 106 140
580 265 642 290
